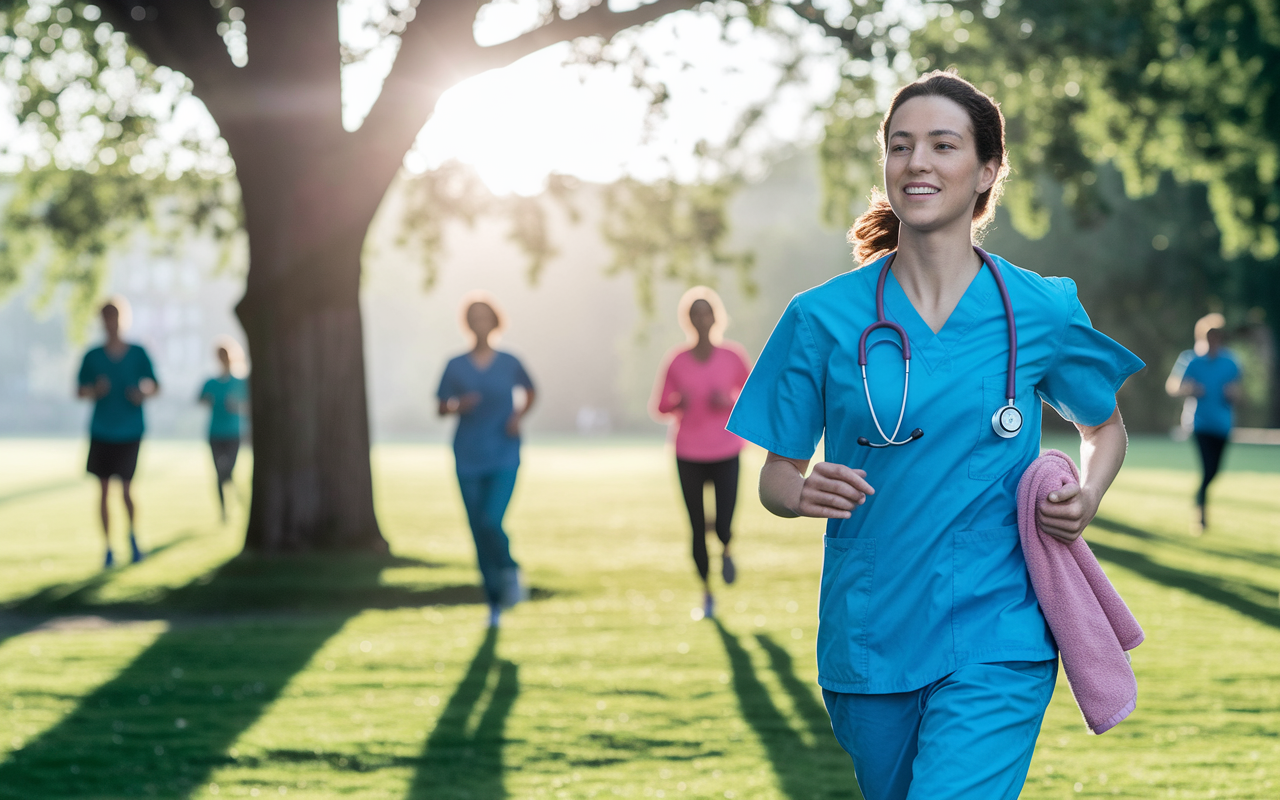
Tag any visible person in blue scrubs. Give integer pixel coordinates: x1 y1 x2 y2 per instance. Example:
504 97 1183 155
199 338 249 523
728 72 1145 800
438 295 537 628
76 298 159 567
1165 314 1242 531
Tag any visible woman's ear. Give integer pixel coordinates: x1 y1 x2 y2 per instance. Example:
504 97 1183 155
977 158 1000 194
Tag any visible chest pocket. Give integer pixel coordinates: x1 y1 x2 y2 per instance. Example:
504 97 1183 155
968 374 1028 480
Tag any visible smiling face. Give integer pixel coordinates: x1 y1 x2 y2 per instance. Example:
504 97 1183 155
883 95 999 239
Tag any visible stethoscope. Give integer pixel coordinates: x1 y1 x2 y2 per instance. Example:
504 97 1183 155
856 245 1023 448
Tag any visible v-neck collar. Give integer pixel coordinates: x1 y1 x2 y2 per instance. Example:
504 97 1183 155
881 262 994 374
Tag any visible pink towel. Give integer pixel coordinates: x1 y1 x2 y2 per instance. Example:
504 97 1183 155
1017 450 1144 734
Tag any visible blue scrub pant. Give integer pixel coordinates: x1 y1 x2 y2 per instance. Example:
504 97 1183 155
822 659 1057 800
457 468 520 606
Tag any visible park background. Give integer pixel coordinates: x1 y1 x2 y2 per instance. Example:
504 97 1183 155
1 0 1279 798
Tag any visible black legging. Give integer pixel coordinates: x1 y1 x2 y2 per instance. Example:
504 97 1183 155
676 456 739 582
1194 431 1229 509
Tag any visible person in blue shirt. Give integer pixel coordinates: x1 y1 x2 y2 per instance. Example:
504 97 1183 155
437 295 537 628
198 337 250 523
76 298 159 567
1165 314 1242 531
727 72 1145 800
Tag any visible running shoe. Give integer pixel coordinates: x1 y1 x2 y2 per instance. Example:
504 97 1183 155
104 549 114 569
488 604 502 628
722 553 736 585
703 592 715 619
499 568 527 609
129 532 144 563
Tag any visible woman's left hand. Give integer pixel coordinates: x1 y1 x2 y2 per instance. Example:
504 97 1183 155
1037 483 1099 543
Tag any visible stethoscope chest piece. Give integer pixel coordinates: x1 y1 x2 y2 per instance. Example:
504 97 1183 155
992 402 1023 439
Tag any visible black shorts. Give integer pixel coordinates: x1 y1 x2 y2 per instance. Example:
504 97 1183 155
210 438 240 482
87 439 141 480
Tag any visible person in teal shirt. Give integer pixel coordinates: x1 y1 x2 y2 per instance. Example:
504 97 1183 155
728 73 1144 800
437 295 536 628
76 298 158 567
199 338 249 522
1165 314 1242 531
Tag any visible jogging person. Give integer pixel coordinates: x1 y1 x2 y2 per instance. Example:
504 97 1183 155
1166 313 1242 532
652 287 751 619
438 294 536 628
77 297 158 567
727 72 1144 799
198 337 249 523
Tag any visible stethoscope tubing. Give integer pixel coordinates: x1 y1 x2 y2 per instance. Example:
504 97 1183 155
857 246 1018 446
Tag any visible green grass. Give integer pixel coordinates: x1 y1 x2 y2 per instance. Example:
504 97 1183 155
0 436 1277 799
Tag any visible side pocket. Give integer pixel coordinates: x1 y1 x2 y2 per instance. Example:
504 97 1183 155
817 536 876 687
952 525 1038 658
968 374 1028 480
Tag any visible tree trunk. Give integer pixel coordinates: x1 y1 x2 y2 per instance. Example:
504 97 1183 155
235 226 386 553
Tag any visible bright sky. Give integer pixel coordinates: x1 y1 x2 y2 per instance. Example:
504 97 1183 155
342 1 844 195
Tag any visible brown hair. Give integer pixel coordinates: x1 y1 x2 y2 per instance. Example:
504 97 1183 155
848 70 1009 265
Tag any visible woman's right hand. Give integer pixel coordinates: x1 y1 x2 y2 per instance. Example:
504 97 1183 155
760 453 875 519
795 462 875 518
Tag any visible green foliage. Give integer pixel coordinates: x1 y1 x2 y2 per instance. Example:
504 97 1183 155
0 0 239 329
602 177 756 314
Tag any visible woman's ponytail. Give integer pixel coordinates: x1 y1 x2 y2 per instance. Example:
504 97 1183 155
848 188 900 266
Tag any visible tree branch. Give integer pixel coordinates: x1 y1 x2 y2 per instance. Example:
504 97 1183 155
95 0 239 91
476 0 704 71
788 1 875 59
355 0 703 188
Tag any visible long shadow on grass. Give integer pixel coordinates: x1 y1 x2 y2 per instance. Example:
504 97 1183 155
0 554 507 799
1089 539 1280 629
407 628 517 799
714 622 860 800
1091 515 1280 571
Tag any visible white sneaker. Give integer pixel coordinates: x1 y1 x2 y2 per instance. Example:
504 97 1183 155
499 568 527 609
488 604 501 628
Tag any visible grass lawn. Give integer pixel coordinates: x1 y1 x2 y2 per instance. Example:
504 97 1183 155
0 435 1276 799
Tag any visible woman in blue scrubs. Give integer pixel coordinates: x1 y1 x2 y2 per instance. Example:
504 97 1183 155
727 72 1145 800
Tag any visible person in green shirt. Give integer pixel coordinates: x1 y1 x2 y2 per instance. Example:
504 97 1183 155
76 298 158 567
198 338 249 522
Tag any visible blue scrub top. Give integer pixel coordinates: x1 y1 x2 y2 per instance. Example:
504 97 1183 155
728 253 1145 694
78 344 157 443
200 375 249 440
437 351 535 478
1181 351 1240 437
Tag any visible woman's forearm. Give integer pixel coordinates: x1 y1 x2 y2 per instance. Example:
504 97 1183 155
1077 407 1127 510
759 454 808 518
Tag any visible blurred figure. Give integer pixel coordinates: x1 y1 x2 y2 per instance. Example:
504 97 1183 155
198 336 249 523
437 293 536 627
1166 313 1242 532
652 287 751 619
76 297 158 567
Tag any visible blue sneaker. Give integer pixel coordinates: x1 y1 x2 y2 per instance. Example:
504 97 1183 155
703 592 715 619
104 549 115 569
722 553 736 585
129 532 144 563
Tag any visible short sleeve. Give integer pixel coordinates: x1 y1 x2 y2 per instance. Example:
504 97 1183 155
511 356 534 391
77 353 95 387
1036 279 1146 426
726 298 825 459
199 379 215 401
436 360 461 401
136 348 157 383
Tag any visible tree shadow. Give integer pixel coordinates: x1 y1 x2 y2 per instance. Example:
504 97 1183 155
0 478 84 507
0 554 533 799
713 621 860 800
1088 539 1280 629
1091 515 1280 571
406 628 518 800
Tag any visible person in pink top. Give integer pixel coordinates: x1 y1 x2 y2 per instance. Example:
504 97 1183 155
652 287 752 619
